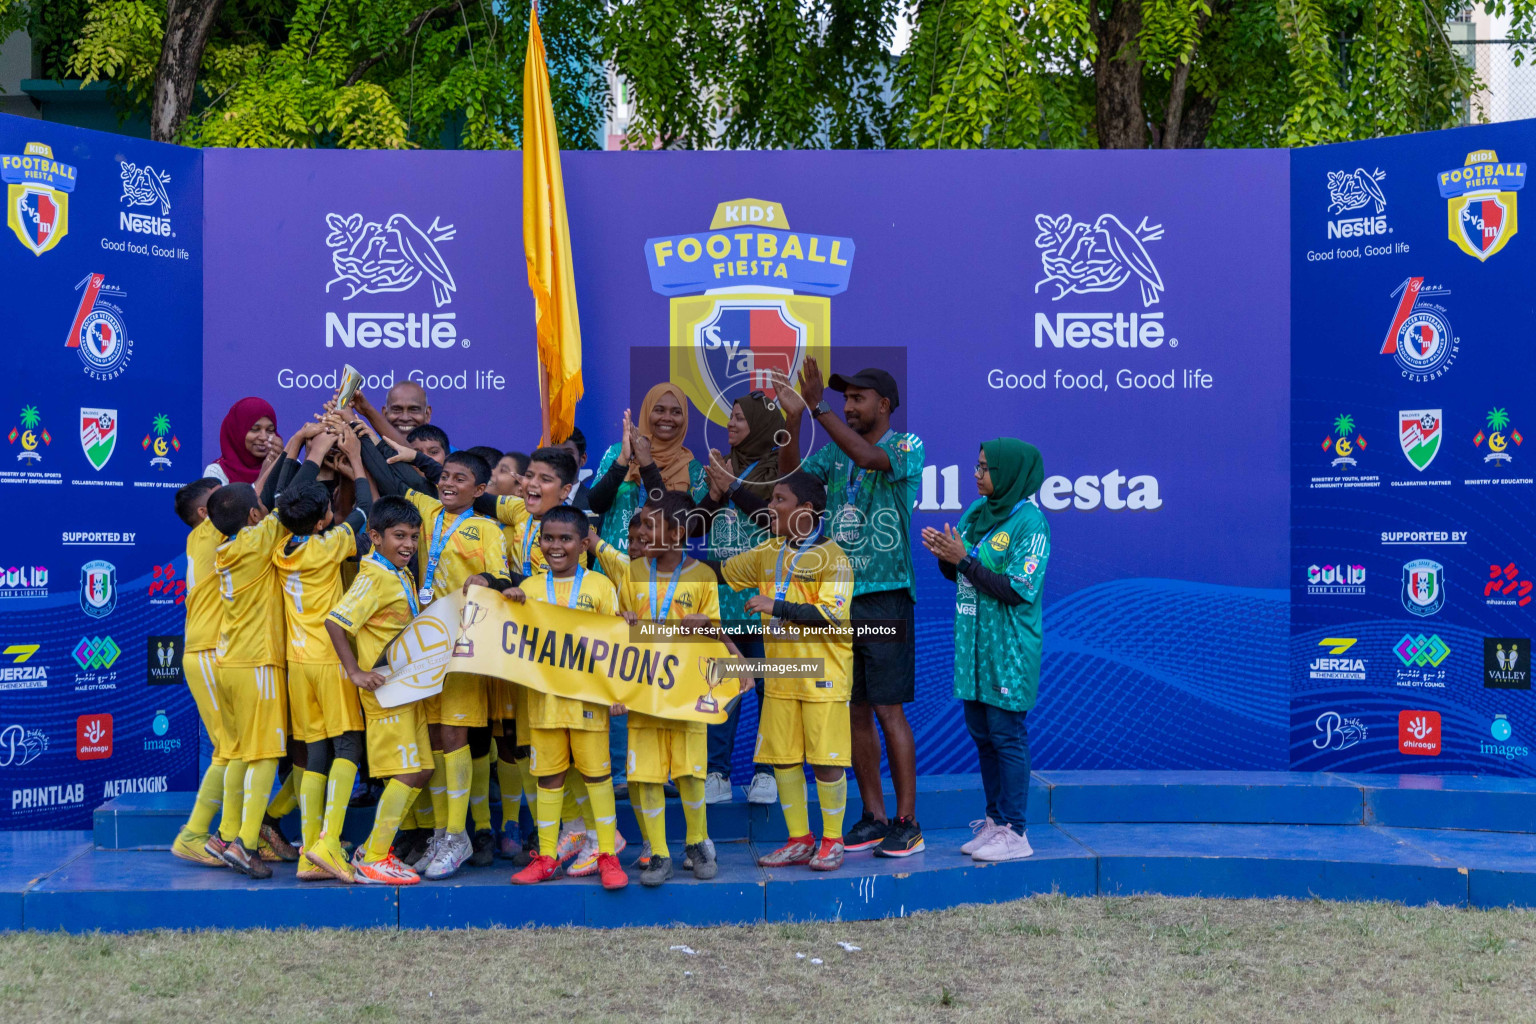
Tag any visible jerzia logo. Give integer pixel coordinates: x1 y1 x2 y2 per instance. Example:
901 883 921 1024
1438 149 1526 261
325 212 457 307
66 274 134 381
1381 277 1457 382
3 141 75 256
1326 168 1389 238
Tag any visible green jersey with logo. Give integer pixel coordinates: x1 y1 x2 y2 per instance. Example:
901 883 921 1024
592 441 707 553
952 498 1049 712
802 430 923 599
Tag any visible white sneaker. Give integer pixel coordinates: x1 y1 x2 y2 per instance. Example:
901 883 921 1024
971 826 1034 862
569 831 602 876
960 817 1003 856
746 772 777 805
556 823 587 864
412 830 443 873
425 830 473 879
704 772 732 804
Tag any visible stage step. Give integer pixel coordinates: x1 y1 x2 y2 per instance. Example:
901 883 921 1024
1342 774 1536 833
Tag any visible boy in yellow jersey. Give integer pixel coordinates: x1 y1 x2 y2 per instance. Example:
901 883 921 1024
363 444 512 880
591 491 742 887
482 447 532 860
717 471 855 872
273 422 374 882
207 481 294 878
324 496 433 885
169 477 238 866
508 506 628 891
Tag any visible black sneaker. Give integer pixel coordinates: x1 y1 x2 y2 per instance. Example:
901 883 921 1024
222 837 272 879
469 828 496 867
683 840 717 880
873 816 925 858
843 812 888 853
396 828 431 867
640 854 673 887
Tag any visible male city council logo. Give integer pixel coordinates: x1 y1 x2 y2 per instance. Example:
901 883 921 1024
1034 213 1165 306
1402 558 1446 617
1399 409 1442 472
66 273 134 380
1438 149 1527 261
645 199 853 426
1380 277 1458 382
79 407 118 471
2 141 75 256
325 212 457 307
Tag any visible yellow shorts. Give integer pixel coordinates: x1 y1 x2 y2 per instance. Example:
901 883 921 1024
287 662 365 742
529 726 610 778
425 673 489 728
626 721 707 783
182 649 235 765
514 684 530 746
490 679 518 722
754 697 851 767
217 664 289 762
362 695 432 778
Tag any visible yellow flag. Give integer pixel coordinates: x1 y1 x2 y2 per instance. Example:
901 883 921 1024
523 7 583 444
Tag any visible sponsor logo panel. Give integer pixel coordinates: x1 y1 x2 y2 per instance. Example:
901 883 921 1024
1398 710 1441 756
1485 638 1531 689
76 714 112 760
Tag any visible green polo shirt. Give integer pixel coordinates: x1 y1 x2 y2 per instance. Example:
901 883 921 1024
802 429 923 600
952 498 1050 712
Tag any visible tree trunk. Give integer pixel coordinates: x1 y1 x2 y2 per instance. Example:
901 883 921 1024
1090 0 1145 149
1176 91 1217 148
149 0 227 143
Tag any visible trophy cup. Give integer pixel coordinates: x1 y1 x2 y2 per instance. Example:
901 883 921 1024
335 364 364 410
694 656 727 715
453 599 488 658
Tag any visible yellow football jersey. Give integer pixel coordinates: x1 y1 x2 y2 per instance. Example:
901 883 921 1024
523 568 619 731
326 555 419 673
722 536 854 701
496 495 591 576
184 517 222 653
273 523 359 664
214 514 290 668
405 490 509 599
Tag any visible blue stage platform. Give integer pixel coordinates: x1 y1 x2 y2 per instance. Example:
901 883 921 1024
9 770 1536 932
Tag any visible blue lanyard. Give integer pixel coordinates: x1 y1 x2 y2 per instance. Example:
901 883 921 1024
423 507 473 595
968 500 1031 559
648 558 684 621
545 566 586 609
845 430 893 509
729 458 761 493
369 552 418 618
773 526 823 602
521 518 541 577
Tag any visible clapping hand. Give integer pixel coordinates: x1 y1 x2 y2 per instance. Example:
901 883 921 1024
921 524 969 566
774 369 806 417
618 409 634 466
798 357 826 413
705 449 735 499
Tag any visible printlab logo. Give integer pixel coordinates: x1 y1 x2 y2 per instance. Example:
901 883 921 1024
1380 277 1458 382
1484 715 1530 761
79 559 116 618
1326 167 1389 238
0 724 46 767
118 160 172 237
324 212 456 307
1306 563 1366 596
0 644 46 691
1402 559 1446 617
147 636 183 685
1485 638 1531 689
1322 414 1367 469
1399 409 1442 472
3 141 75 256
79 407 118 472
141 414 179 469
1438 149 1527 261
73 636 121 671
0 565 47 600
1310 638 1366 681
1473 407 1522 465
147 564 185 606
1398 710 1441 756
76 713 112 760
1486 563 1533 608
66 274 133 380
1313 711 1367 751
7 404 50 462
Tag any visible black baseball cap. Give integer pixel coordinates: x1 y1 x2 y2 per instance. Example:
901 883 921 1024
828 367 900 411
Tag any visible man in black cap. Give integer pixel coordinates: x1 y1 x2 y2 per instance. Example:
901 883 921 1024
775 357 926 858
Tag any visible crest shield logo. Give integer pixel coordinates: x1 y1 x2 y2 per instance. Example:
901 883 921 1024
80 407 118 471
80 559 117 618
3 142 76 256
1402 559 1446 617
1438 149 1527 261
671 294 830 426
1456 194 1510 259
1399 409 1442 472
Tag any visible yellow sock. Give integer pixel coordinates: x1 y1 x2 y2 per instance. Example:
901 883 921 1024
496 760 522 828
218 759 246 841
677 775 708 845
299 769 327 851
265 767 299 818
775 766 810 839
411 786 435 830
428 749 447 830
635 782 670 858
517 756 538 816
469 752 491 832
325 758 358 841
239 759 278 848
364 781 418 861
816 774 847 840
444 746 471 834
585 777 618 855
187 763 225 835
536 785 563 857
401 803 417 831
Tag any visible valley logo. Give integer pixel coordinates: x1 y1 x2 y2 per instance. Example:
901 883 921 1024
147 635 183 685
1485 637 1531 690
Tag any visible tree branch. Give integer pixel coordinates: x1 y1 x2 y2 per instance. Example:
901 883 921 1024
1162 9 1213 150
343 0 465 88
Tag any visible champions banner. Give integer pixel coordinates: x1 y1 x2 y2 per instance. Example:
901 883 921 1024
373 587 731 724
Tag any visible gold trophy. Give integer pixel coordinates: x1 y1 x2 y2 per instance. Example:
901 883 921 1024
694 656 727 714
453 598 488 659
336 364 364 410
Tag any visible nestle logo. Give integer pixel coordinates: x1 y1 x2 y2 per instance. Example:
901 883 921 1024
1327 216 1388 239
119 212 171 236
1033 312 1170 349
76 713 112 760
324 312 460 349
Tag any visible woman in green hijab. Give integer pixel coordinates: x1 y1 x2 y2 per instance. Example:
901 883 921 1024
921 438 1049 863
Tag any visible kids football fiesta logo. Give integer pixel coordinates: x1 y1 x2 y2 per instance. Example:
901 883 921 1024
1438 149 1527 261
2 141 75 256
66 274 134 380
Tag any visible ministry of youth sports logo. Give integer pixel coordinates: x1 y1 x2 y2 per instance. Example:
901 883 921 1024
1380 277 1457 382
1033 213 1165 307
325 213 457 308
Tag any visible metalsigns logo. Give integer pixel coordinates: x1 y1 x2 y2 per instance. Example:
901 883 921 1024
3 141 75 256
1313 710 1368 751
1306 563 1366 596
1322 414 1367 469
66 274 134 380
1399 409 1442 472
1438 149 1527 261
1473 407 1522 465
1326 167 1389 239
0 565 47 600
0 724 47 767
79 407 118 471
1485 638 1531 689
118 160 172 236
1380 277 1457 382
1486 563 1533 607
1398 710 1441 756
141 414 179 470
1310 638 1366 681
7 405 50 463
648 200 848 426
79 559 116 618
0 644 46 691
1402 559 1446 617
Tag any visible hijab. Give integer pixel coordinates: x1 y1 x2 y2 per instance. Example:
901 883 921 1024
728 392 785 500
628 382 696 492
216 397 276 485
960 438 1043 545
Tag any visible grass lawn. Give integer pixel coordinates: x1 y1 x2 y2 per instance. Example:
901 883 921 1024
2 894 1533 1022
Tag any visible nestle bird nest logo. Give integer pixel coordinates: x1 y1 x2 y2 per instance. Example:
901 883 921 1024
1032 212 1174 351
323 212 465 351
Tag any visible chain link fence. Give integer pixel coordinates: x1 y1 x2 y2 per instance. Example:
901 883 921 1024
1450 40 1536 125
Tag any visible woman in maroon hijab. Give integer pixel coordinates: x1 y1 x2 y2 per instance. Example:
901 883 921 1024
203 397 279 485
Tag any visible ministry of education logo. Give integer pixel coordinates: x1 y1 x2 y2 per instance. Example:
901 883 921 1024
1474 407 1522 465
324 212 457 307
1402 559 1446 617
1399 409 1442 472
141 414 179 470
66 274 134 381
79 408 118 472
1034 213 1165 307
1438 149 1527 261
1380 277 1457 382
